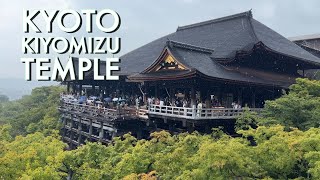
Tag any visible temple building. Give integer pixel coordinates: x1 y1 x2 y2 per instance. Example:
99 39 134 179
59 11 320 147
290 33 320 58
289 34 320 78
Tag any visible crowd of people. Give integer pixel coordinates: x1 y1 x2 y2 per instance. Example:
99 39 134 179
60 92 144 109
61 91 244 111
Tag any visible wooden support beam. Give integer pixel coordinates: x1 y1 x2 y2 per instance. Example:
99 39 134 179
187 122 195 133
67 82 70 93
155 85 158 98
89 119 93 141
70 116 74 141
99 86 103 99
170 87 175 105
103 86 107 98
238 88 242 105
79 84 83 96
168 123 174 132
77 116 82 145
136 127 142 139
252 90 256 108
191 86 196 107
141 83 147 104
62 116 67 137
99 121 104 141
72 84 76 94
112 130 117 138
182 120 187 127
205 89 210 108
92 84 96 96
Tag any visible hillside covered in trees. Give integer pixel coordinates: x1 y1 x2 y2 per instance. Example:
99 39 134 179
0 79 320 179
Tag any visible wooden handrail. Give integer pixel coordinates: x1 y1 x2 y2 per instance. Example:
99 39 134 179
60 101 149 120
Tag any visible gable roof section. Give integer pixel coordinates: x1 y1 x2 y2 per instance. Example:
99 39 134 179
250 19 320 65
142 45 190 73
129 43 297 87
119 10 320 76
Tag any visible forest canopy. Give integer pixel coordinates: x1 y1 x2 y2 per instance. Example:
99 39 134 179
0 78 320 179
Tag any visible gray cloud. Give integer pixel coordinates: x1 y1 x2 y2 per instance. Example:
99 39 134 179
0 0 319 81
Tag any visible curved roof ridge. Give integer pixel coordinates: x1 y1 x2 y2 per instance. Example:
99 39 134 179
247 15 259 43
289 34 320 41
167 40 214 54
250 19 320 65
177 10 252 31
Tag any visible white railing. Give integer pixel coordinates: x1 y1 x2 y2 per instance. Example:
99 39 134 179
61 101 262 120
148 104 262 120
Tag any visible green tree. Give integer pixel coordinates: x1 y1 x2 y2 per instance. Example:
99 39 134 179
263 78 320 130
0 131 66 179
0 86 64 136
235 107 260 131
0 124 13 142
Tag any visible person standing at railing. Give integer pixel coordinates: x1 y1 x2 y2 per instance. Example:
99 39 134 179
183 99 188 116
155 98 160 105
183 99 188 108
97 103 103 115
159 98 164 106
197 101 203 117
135 97 140 110
147 97 153 109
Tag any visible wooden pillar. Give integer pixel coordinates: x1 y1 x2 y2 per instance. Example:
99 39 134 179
217 87 222 105
92 84 96 96
272 85 275 99
112 130 117 138
182 120 187 127
136 127 142 139
70 116 75 141
187 122 195 133
205 89 210 108
191 86 196 107
170 87 175 105
237 88 242 105
199 84 205 103
169 123 176 133
143 84 147 104
72 84 76 94
252 90 256 108
77 116 82 145
102 86 107 98
99 121 104 141
79 84 83 96
62 116 67 137
89 119 93 141
155 85 158 98
205 125 210 134
67 82 70 93
105 85 110 97
99 86 103 99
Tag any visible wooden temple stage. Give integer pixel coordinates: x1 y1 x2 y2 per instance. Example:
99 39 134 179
59 101 261 147
59 11 320 147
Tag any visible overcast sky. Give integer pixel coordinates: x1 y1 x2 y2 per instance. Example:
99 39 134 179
0 0 320 81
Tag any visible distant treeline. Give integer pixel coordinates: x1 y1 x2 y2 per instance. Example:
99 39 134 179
0 94 9 103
